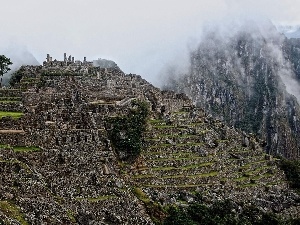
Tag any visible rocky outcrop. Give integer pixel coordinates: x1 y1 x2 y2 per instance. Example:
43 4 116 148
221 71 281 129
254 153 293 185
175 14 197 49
163 21 300 159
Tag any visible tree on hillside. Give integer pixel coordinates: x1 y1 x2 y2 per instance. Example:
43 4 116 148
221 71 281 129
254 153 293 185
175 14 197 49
0 55 13 77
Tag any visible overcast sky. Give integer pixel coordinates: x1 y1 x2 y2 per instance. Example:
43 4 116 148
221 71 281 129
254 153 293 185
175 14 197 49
1 0 300 85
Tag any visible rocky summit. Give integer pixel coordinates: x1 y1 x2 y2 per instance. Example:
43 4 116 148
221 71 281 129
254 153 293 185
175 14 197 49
163 22 300 159
0 54 299 224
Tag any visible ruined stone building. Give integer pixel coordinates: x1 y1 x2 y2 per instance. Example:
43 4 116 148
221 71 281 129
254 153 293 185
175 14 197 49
0 54 298 224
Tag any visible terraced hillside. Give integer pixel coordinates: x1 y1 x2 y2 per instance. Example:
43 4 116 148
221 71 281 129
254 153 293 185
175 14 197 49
127 109 300 218
0 57 299 224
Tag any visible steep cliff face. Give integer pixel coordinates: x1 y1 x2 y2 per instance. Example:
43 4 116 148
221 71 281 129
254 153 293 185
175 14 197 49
163 22 300 158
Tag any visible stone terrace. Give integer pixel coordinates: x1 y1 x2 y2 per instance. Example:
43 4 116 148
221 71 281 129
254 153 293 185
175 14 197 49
127 109 300 217
0 54 299 223
0 54 191 224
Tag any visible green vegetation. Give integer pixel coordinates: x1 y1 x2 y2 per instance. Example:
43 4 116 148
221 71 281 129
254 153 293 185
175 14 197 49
149 119 164 124
0 100 21 103
0 111 23 119
0 201 28 225
106 100 149 161
12 146 41 153
162 199 300 225
9 70 23 87
0 55 12 77
0 145 40 153
279 158 300 191
133 187 150 203
153 125 175 129
0 144 10 149
151 162 214 172
162 171 218 179
133 187 166 224
67 210 76 223
0 97 22 103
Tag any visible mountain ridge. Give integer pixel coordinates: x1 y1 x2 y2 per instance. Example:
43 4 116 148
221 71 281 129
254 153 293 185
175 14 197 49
0 54 299 224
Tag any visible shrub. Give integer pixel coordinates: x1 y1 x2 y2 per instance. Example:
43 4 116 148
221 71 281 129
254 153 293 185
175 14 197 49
279 158 300 190
106 100 149 161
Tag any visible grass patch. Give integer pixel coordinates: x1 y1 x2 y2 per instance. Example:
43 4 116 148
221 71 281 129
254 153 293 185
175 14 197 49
147 156 206 162
151 162 214 171
148 142 203 149
176 142 203 147
152 166 176 171
183 162 214 169
162 171 218 179
152 125 175 129
13 146 41 153
149 119 165 124
133 187 150 203
0 111 23 119
240 160 267 169
188 171 218 178
156 134 198 138
149 143 173 149
0 100 21 103
239 183 258 188
67 210 76 223
0 97 22 101
0 144 10 149
143 183 213 188
0 201 29 225
0 159 32 173
88 195 116 202
142 152 194 157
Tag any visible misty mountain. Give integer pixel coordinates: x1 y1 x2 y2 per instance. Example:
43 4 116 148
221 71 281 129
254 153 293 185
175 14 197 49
1 48 39 86
277 25 300 39
163 21 300 158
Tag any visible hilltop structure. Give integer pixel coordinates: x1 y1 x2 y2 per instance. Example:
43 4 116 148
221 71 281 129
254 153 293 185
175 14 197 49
0 55 299 224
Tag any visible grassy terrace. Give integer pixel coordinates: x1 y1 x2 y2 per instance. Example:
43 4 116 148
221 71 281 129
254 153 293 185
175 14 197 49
148 119 164 124
148 142 203 149
0 201 29 225
0 144 10 149
0 97 22 103
146 155 209 162
0 97 22 100
0 111 24 119
140 110 284 193
143 151 197 156
0 100 21 103
151 162 214 171
155 134 199 138
143 183 214 188
13 146 41 153
0 158 31 172
152 125 176 129
133 171 218 180
239 160 267 169
0 145 41 153
161 171 218 179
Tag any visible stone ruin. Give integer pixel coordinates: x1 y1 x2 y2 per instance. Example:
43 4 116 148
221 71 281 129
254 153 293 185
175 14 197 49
0 54 194 224
0 54 298 224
